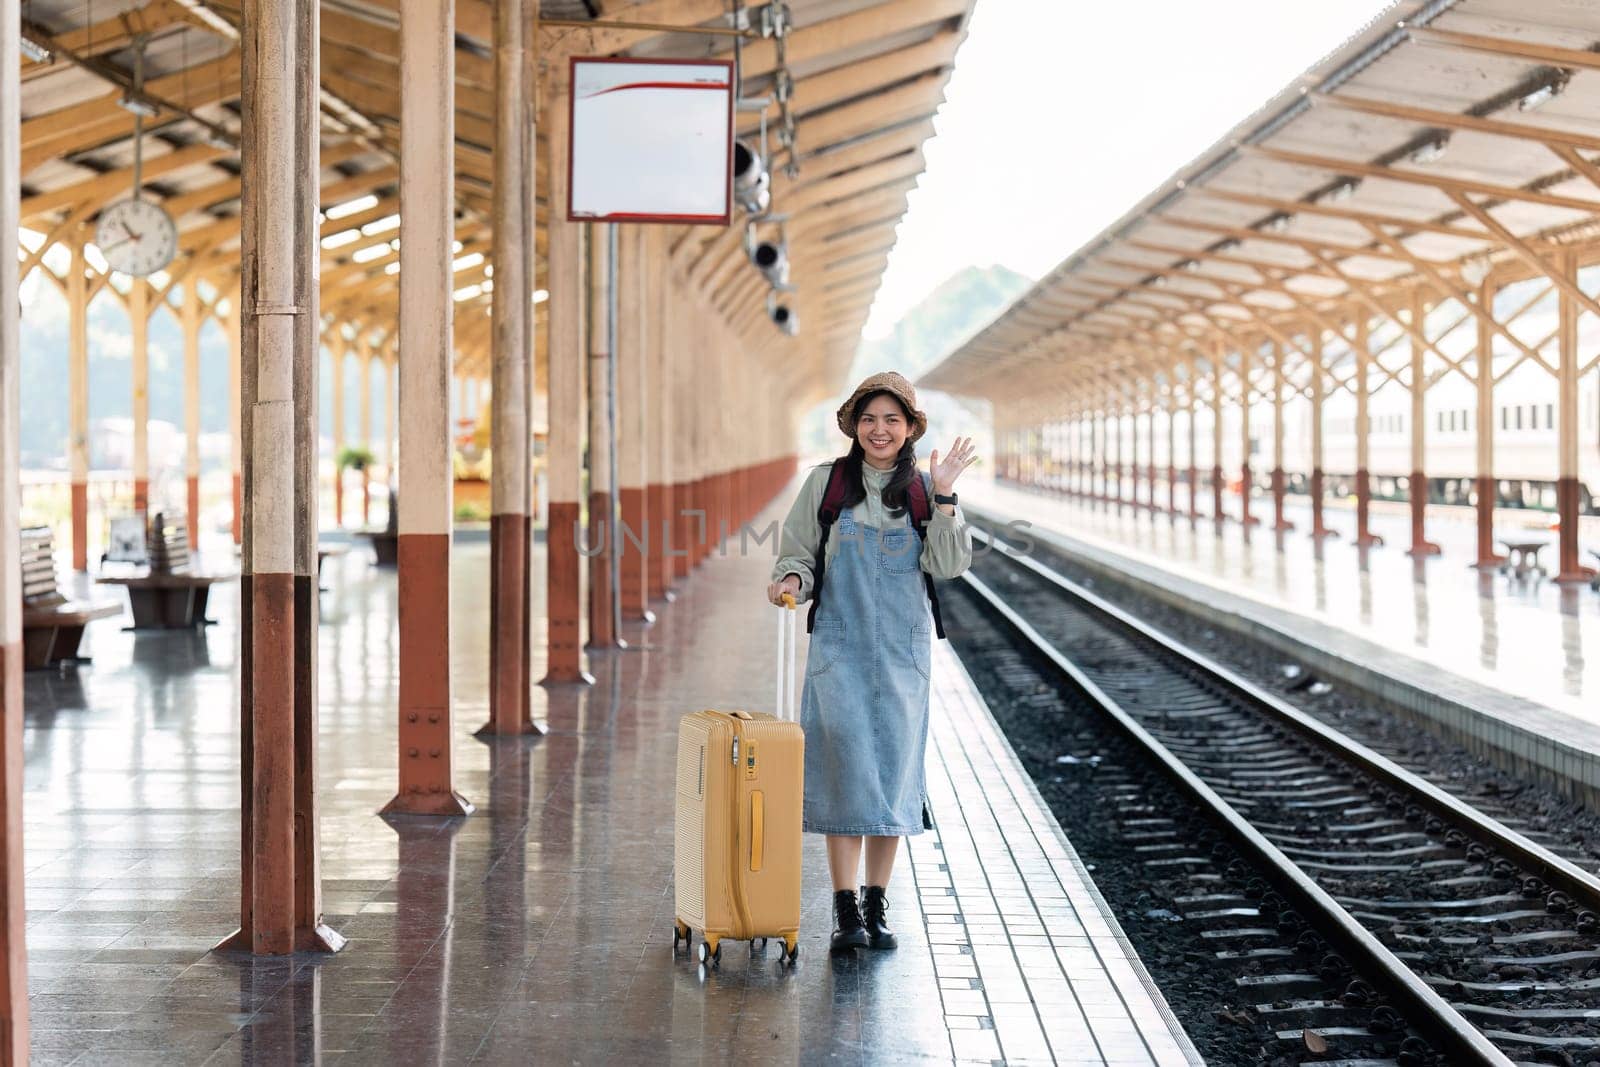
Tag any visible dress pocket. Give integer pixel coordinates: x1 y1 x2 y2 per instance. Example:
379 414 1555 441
910 620 930 681
807 618 845 678
879 526 920 573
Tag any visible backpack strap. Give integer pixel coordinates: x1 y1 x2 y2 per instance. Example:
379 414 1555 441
805 458 851 634
908 473 947 641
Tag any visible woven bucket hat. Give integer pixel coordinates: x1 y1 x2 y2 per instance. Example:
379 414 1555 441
835 371 927 444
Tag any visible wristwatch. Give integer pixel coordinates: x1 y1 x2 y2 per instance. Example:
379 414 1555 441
934 492 958 506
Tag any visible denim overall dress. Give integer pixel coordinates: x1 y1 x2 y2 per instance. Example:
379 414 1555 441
799 503 931 836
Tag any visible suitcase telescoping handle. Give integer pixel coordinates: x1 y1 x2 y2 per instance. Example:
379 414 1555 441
775 592 798 721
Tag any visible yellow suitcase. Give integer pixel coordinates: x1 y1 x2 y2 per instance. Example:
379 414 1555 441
673 597 804 966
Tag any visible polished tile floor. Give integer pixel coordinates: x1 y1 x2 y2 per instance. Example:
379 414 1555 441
21 494 1195 1064
967 478 1599 723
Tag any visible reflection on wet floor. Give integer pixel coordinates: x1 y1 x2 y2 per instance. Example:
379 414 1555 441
966 480 1599 723
21 529 1194 1065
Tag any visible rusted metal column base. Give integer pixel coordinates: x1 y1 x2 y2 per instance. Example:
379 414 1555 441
232 473 242 545
1354 468 1383 547
71 480 88 570
135 478 150 515
586 490 614 648
541 502 594 686
1166 466 1176 514
1555 476 1594 582
1472 474 1502 568
334 476 344 528
248 571 295 953
1211 466 1224 522
1270 468 1293 532
619 486 654 622
292 573 342 952
676 481 695 576
188 476 201 546
646 482 671 601
1308 469 1337 539
1 641 27 1065
384 534 475 814
1406 469 1441 557
482 513 535 735
1239 464 1259 526
1187 466 1199 519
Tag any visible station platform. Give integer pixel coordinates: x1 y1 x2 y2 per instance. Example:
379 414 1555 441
962 478 1600 806
19 493 1197 1064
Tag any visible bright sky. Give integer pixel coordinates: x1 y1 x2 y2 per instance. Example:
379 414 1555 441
861 0 1402 338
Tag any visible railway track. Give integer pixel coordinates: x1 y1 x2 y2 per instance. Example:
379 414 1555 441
947 530 1600 1066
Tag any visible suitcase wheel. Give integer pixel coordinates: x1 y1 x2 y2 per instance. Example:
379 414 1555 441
696 938 721 965
750 937 766 956
673 920 691 951
782 937 800 965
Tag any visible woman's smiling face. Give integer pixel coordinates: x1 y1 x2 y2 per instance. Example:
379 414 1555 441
856 393 909 466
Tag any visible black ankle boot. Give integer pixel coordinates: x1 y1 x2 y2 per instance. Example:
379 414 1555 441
831 889 869 952
860 885 897 950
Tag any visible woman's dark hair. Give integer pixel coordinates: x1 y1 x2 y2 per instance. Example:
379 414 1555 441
837 389 919 517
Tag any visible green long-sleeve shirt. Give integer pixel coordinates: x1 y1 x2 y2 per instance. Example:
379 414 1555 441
770 461 973 602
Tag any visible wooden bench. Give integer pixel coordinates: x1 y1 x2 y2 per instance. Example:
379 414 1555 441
20 527 121 669
96 512 236 629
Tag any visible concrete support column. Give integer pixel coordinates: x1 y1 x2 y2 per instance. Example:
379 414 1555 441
1186 357 1199 519
229 291 242 544
331 336 346 528
1555 251 1590 582
542 62 594 685
647 229 674 603
386 0 476 813
1238 344 1257 527
1407 293 1439 556
1145 399 1157 511
227 0 341 957
1 6 30 1055
69 237 90 570
484 0 538 735
1308 327 1334 539
358 334 373 525
1270 342 1292 532
1474 279 1500 567
617 227 653 623
1210 345 1225 522
383 340 397 484
586 225 616 649
132 281 150 514
1127 397 1139 509
1354 314 1381 547
184 280 203 545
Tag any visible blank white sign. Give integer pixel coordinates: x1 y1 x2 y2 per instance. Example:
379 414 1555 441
568 57 733 225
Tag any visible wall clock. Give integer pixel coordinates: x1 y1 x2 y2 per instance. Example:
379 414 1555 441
95 197 178 277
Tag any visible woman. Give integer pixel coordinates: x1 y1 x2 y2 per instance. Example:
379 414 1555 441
767 371 976 953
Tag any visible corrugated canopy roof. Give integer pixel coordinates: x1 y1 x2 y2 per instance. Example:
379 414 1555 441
919 0 1600 413
16 0 976 393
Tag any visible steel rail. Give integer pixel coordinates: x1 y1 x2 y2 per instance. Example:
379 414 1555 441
972 525 1600 916
958 559 1511 1064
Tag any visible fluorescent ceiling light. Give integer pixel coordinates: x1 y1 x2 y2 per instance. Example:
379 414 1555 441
1321 178 1360 204
321 229 361 250
533 289 549 304
361 214 400 236
1518 72 1568 112
117 95 160 118
327 194 379 220
1408 134 1449 165
351 244 389 264
20 36 52 64
453 252 484 272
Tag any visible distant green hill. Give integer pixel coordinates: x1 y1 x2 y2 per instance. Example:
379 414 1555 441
802 263 1033 459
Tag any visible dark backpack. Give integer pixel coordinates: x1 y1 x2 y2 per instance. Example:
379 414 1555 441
806 457 946 640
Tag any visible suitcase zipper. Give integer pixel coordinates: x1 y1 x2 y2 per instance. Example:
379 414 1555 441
725 714 753 939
